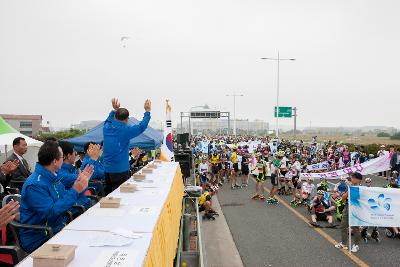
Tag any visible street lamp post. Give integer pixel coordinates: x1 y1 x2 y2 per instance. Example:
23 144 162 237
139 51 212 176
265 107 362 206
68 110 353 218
226 93 244 136
261 52 295 139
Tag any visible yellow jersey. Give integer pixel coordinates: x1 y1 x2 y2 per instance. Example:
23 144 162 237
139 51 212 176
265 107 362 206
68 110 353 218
199 192 210 205
210 154 220 164
231 152 238 164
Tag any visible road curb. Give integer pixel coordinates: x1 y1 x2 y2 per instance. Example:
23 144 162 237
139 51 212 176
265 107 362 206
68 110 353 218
201 195 245 267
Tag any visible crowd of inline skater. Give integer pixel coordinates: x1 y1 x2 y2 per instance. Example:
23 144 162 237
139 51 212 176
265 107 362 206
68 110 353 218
191 135 400 253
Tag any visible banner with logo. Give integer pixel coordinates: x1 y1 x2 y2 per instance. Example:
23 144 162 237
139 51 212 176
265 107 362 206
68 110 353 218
199 141 209 154
226 141 262 153
349 186 400 227
300 154 391 179
306 161 330 171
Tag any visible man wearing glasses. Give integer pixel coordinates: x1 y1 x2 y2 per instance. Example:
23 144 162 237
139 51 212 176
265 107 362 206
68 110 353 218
19 141 94 253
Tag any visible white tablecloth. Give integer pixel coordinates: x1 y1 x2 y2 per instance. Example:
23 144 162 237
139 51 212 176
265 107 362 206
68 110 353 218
17 162 179 267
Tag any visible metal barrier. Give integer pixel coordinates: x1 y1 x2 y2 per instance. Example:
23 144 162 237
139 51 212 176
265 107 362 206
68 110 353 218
175 151 204 267
175 196 204 267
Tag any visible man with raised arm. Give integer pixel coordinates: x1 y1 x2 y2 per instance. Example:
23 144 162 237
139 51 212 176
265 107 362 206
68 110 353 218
103 98 151 194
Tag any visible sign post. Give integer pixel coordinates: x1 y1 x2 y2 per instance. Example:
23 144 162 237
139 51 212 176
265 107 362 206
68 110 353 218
274 106 292 118
274 106 296 138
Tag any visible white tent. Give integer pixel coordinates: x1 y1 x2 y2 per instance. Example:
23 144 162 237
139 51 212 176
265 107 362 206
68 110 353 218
0 117 43 167
0 133 43 153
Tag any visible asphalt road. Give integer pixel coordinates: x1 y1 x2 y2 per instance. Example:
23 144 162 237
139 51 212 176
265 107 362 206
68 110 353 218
217 174 400 267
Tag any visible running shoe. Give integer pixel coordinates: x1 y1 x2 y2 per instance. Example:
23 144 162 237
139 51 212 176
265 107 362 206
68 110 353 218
266 197 278 204
252 194 260 200
351 245 359 253
371 230 380 242
334 242 348 250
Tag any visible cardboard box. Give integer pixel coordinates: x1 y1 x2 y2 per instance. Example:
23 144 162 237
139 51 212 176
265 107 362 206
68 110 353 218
147 164 158 169
120 183 137 193
132 174 146 181
99 197 121 208
141 169 153 174
32 244 77 267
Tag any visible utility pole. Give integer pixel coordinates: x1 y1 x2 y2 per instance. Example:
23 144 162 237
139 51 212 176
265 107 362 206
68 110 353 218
261 52 296 138
293 107 297 140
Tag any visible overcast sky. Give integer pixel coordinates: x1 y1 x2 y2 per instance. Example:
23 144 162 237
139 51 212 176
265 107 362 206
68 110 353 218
1 0 399 129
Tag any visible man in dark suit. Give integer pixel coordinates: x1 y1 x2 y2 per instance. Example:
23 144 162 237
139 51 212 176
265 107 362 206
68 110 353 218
6 137 31 184
390 147 400 174
0 160 20 189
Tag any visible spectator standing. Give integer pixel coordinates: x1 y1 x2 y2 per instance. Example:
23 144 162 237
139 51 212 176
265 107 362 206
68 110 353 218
6 137 31 183
103 98 151 194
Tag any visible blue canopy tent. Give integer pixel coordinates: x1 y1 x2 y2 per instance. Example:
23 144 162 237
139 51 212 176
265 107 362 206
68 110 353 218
64 117 163 152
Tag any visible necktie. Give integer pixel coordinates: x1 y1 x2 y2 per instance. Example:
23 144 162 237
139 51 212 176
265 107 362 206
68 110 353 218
21 158 30 174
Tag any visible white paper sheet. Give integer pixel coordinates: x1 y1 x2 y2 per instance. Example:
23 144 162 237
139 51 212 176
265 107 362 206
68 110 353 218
129 206 157 216
86 208 126 217
88 232 134 247
110 228 144 239
143 190 165 196
90 250 138 267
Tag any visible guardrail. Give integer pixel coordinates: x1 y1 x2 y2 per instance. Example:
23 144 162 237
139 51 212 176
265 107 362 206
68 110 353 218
175 153 204 267
175 196 204 267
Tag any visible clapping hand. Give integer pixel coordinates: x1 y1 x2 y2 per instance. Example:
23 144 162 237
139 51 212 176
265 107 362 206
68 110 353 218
1 160 20 175
131 147 141 158
73 165 94 193
87 144 102 161
0 199 20 226
144 99 151 112
112 98 121 110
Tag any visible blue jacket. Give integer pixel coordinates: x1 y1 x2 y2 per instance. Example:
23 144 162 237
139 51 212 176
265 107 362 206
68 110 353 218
58 163 78 189
81 155 105 181
103 110 151 173
58 163 90 208
20 164 80 253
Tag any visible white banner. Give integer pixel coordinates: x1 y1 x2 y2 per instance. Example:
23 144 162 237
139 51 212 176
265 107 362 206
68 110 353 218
226 141 262 153
199 141 209 154
306 161 330 171
300 154 391 179
349 186 400 227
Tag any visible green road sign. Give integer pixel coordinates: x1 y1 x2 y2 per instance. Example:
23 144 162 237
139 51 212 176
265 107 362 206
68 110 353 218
274 106 292 118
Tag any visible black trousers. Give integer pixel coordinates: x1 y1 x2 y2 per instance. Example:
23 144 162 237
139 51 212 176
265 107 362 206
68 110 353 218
105 171 130 195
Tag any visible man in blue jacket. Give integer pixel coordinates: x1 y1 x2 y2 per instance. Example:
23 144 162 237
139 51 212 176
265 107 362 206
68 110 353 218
81 141 106 195
103 98 151 194
58 141 92 208
81 142 105 181
20 141 93 253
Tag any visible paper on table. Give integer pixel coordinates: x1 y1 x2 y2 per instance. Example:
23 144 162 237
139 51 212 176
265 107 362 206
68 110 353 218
120 200 130 206
86 208 126 217
143 190 165 196
110 228 144 239
88 232 134 247
90 250 138 267
129 206 157 216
